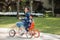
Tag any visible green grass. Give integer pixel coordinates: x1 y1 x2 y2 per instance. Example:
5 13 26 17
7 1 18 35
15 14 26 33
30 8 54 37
0 16 19 27
0 16 60 35
34 17 60 35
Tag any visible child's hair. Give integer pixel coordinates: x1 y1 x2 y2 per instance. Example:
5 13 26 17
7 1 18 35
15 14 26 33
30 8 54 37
30 15 33 19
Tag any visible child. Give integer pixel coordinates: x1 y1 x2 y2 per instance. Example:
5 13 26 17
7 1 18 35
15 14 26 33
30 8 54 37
29 15 35 31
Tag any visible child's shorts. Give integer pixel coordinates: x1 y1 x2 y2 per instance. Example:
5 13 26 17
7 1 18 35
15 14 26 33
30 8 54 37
16 22 24 28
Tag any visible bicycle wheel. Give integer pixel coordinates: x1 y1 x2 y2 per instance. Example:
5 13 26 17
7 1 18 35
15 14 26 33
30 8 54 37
18 29 32 39
9 29 16 37
33 30 40 38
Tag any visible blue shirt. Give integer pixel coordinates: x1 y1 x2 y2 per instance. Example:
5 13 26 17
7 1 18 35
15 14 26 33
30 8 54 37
24 12 31 28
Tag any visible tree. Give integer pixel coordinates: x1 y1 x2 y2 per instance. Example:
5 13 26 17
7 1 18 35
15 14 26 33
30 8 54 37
49 0 60 16
48 0 54 16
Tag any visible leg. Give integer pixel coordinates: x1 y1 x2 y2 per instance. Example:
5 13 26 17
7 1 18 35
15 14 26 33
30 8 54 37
16 22 26 35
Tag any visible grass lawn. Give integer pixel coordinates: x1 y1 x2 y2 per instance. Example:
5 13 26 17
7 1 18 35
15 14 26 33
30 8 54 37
0 16 60 35
0 16 19 28
34 17 60 35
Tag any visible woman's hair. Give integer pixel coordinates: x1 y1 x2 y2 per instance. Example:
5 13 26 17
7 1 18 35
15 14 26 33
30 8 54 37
24 7 30 13
24 7 30 11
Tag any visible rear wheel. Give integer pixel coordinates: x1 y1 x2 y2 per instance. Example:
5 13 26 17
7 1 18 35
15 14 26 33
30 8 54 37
9 29 16 37
33 30 40 38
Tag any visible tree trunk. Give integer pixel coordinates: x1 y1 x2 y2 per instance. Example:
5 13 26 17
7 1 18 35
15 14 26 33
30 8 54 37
30 0 33 14
52 0 55 16
17 0 20 19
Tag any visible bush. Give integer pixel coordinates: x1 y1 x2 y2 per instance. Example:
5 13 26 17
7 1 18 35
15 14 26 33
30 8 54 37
45 11 53 17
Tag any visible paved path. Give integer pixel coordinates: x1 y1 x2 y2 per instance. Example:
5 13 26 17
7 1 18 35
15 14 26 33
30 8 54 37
0 28 60 40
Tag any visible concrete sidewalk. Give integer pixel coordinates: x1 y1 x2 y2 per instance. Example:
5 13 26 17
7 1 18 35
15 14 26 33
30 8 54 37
0 28 60 40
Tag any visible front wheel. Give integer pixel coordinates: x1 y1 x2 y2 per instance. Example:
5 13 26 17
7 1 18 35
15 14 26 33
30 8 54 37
9 29 16 37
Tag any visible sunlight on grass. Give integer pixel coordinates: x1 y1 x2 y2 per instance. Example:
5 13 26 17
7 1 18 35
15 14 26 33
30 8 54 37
0 23 15 28
44 26 51 29
46 18 60 20
54 31 60 35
